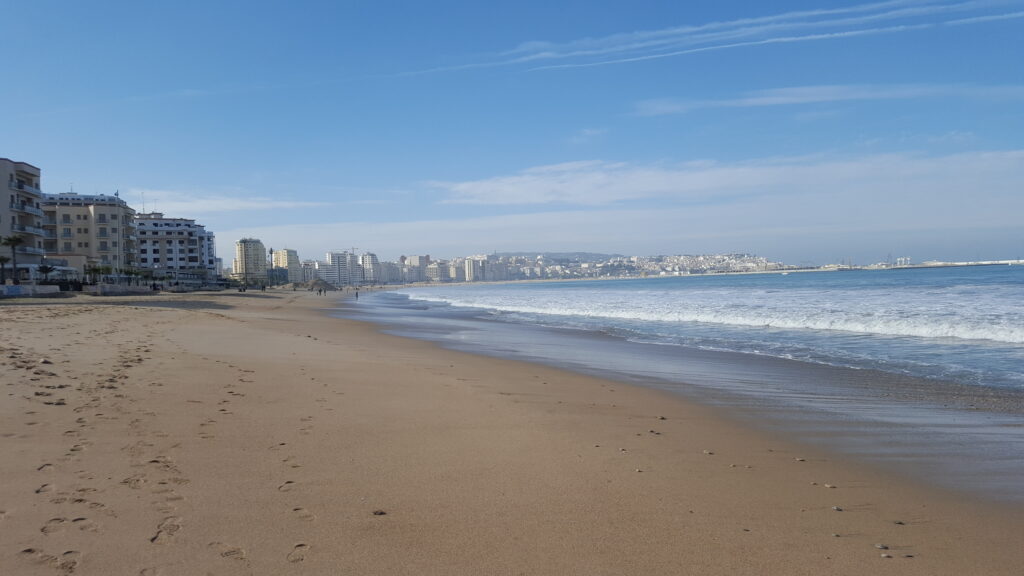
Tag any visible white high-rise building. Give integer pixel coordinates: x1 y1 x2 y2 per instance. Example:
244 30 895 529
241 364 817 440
233 238 267 285
360 252 381 284
322 251 350 287
134 212 216 281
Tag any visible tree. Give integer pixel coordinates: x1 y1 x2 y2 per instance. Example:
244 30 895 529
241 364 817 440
37 264 56 282
1 236 26 284
0 255 8 284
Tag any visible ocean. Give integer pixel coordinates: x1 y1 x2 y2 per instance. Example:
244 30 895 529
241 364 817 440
336 265 1024 501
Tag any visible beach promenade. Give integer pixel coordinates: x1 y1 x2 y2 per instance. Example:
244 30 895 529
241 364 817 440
1 291 1021 575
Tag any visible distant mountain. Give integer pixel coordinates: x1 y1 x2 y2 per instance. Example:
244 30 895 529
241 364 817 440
493 251 625 262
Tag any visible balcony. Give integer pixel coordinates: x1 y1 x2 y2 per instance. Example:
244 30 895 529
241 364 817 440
16 246 46 256
41 218 58 227
8 181 43 196
12 224 47 236
9 202 45 217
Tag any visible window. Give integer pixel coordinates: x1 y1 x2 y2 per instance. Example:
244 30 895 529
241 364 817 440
62 215 71 223
99 242 108 251
141 257 148 263
62 228 72 238
111 227 118 234
63 242 72 252
99 227 108 237
112 241 118 248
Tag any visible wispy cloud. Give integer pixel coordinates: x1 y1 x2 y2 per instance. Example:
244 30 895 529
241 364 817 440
218 148 1024 262
129 188 329 217
568 128 608 145
428 150 1024 207
634 83 1024 115
406 0 1023 74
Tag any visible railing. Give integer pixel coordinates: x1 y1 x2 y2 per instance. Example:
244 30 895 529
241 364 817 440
41 218 58 227
8 181 43 195
9 202 44 217
16 246 46 255
13 224 46 236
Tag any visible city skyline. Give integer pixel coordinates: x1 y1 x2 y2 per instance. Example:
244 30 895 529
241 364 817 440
3 1 1022 265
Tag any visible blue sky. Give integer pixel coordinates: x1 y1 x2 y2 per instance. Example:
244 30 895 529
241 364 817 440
3 0 1022 265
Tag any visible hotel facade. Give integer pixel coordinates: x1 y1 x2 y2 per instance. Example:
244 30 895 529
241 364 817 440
135 212 217 282
1 158 48 279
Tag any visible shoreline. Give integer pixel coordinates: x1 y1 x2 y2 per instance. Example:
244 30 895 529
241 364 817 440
340 288 1024 504
2 291 1021 575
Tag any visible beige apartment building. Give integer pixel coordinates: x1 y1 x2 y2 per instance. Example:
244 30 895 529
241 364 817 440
271 248 302 283
1 158 48 280
232 238 267 285
42 193 137 276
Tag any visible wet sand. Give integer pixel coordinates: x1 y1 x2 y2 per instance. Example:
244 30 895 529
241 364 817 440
1 291 1021 575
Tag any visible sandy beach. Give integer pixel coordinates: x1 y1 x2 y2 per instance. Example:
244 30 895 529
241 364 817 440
1 290 1021 575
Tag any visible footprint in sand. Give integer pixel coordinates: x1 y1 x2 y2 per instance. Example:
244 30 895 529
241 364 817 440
20 548 81 573
121 474 147 489
278 481 296 492
292 507 316 521
287 543 310 563
150 516 182 544
209 541 247 561
41 517 67 534
71 517 98 532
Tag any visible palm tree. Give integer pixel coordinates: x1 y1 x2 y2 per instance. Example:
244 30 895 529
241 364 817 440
37 264 56 282
0 255 9 284
1 236 26 284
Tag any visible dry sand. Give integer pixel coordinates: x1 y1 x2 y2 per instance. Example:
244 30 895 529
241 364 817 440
1 290 1021 575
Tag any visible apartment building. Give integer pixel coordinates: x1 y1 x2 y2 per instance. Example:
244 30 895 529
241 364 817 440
42 192 137 275
359 252 380 284
134 212 218 282
232 238 267 285
271 248 302 283
321 251 361 287
1 158 48 279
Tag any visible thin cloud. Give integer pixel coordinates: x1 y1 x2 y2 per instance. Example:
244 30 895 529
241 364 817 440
429 150 1024 207
568 128 608 145
130 188 329 217
634 83 1024 116
217 151 1023 263
405 0 1022 74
